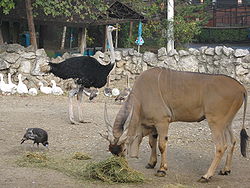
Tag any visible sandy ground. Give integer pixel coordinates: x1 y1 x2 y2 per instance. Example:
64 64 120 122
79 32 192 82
0 93 250 188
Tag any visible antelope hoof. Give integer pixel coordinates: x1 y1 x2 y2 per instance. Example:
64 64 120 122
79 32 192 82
219 170 231 175
155 170 166 177
145 163 156 169
197 176 210 183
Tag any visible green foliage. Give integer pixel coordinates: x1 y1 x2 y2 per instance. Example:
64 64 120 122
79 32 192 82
174 15 201 47
32 0 108 19
0 0 15 14
197 28 249 43
118 0 211 49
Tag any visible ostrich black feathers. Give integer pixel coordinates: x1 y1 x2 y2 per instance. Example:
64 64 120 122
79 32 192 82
47 56 114 88
21 128 49 147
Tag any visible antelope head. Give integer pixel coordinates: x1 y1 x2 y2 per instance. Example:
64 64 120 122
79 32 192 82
100 102 134 157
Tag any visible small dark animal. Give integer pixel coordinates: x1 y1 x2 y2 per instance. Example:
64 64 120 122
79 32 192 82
21 128 49 148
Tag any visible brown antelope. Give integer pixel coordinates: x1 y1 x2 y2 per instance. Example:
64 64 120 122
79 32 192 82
101 67 249 182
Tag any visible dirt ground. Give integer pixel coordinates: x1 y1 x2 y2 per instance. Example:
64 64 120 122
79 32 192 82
0 91 250 188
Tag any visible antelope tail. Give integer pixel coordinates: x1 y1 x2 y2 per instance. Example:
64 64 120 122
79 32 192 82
240 91 249 157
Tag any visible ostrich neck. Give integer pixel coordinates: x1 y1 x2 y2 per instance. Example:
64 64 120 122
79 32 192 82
107 31 115 65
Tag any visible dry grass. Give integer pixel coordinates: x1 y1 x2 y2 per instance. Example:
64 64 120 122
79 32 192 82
72 152 91 160
84 156 145 183
16 152 50 168
16 152 144 184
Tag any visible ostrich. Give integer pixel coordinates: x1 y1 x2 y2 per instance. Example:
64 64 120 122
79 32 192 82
41 25 117 124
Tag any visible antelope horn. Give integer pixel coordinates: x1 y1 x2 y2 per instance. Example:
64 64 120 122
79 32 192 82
117 105 134 145
100 102 114 142
104 102 112 127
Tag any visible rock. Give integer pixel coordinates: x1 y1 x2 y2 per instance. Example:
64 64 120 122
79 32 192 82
93 51 104 59
234 49 249 57
31 57 49 76
0 58 10 70
6 44 25 53
204 47 215 56
178 55 199 72
188 48 200 56
236 65 248 76
19 60 32 73
199 46 208 54
2 52 20 64
62 52 71 59
168 49 178 56
143 52 157 66
158 47 167 57
215 46 223 56
115 51 122 61
178 50 189 57
128 48 134 56
116 60 126 68
36 48 47 57
222 46 234 56
21 52 36 59
242 54 250 63
121 49 129 57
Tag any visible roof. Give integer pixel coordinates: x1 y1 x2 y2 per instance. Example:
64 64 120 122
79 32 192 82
0 0 146 27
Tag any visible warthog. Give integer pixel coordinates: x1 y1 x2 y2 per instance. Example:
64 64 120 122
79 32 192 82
101 67 249 182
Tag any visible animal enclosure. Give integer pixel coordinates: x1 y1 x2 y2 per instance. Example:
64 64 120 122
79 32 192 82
0 93 249 188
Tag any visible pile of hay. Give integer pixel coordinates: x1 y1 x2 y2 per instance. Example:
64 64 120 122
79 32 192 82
17 152 49 167
72 152 91 160
84 156 145 183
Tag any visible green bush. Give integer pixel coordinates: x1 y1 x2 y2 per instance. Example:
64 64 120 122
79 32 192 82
197 28 249 43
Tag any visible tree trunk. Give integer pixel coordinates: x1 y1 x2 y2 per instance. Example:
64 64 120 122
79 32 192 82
61 26 67 50
0 26 4 45
25 0 37 50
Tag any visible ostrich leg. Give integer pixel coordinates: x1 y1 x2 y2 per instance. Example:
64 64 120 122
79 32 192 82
68 88 79 124
77 87 84 123
77 86 91 123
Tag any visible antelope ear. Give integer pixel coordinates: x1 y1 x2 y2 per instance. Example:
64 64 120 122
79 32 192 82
117 105 134 145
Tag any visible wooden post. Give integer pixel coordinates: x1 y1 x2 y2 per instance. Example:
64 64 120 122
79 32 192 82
129 21 133 39
79 27 87 54
115 23 118 48
61 26 67 50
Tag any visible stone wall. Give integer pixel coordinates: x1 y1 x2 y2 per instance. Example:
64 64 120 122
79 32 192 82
0 44 250 91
